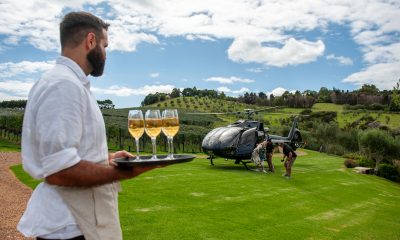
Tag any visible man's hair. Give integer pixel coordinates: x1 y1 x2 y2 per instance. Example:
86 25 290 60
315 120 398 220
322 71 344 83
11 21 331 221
60 11 109 49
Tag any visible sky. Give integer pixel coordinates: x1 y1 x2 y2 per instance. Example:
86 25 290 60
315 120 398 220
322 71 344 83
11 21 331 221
0 0 399 108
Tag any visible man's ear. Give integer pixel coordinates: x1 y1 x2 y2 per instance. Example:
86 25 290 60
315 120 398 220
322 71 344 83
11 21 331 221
86 32 97 50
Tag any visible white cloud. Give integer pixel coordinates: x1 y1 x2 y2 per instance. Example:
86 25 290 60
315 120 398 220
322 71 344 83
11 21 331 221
233 87 250 94
343 62 400 90
228 37 325 67
266 87 294 97
0 92 26 101
217 86 249 94
0 60 55 78
342 42 400 90
362 42 400 64
186 34 216 41
326 54 353 65
1 0 400 89
0 80 35 97
246 68 263 73
92 84 175 96
108 30 160 52
149 72 160 78
205 76 254 84
217 86 230 93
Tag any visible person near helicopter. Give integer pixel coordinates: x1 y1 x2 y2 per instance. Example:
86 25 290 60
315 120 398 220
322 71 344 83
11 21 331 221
279 142 297 179
265 138 275 172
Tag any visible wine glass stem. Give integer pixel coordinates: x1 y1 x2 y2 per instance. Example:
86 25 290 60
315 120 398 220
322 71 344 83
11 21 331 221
168 136 173 157
135 138 140 160
151 137 157 157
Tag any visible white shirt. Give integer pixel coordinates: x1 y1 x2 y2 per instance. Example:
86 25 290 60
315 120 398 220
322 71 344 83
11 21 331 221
18 56 109 238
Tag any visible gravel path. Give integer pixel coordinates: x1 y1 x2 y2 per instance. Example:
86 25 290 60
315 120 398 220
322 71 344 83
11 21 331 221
0 152 32 240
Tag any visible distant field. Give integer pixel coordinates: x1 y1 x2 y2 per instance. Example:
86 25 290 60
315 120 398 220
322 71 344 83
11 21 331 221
312 103 400 129
12 150 400 239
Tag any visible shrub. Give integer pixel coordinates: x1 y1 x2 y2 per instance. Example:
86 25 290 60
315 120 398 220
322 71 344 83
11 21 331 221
337 129 359 152
393 160 400 174
325 143 346 156
358 157 375 168
359 129 399 170
378 163 399 181
344 159 358 168
343 152 363 160
300 109 312 115
368 103 385 111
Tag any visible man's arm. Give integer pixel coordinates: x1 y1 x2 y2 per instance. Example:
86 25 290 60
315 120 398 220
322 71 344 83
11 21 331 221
46 151 161 187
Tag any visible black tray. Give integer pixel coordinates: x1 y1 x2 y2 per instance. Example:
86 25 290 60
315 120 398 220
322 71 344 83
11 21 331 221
114 154 196 168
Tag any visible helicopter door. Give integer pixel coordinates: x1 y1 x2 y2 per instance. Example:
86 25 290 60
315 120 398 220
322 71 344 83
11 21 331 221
235 127 257 158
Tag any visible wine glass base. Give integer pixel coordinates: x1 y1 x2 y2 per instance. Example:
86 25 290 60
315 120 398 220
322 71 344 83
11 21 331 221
150 155 158 160
164 154 175 160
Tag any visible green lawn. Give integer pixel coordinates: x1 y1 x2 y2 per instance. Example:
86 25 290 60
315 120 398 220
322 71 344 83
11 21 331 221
11 150 400 239
0 139 21 151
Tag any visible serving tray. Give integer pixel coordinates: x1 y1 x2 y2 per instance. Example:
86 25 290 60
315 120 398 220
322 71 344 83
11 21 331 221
114 154 196 168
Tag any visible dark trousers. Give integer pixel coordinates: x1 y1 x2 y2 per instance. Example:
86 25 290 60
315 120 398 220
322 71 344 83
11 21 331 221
36 236 85 240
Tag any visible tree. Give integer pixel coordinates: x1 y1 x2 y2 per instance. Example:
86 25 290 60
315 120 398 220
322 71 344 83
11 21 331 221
258 92 267 99
97 99 115 109
0 100 27 109
389 79 400 112
359 129 399 173
170 88 181 98
317 87 331 103
359 84 379 95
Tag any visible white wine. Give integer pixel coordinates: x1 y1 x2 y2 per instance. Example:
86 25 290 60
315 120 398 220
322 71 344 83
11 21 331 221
162 117 179 137
145 118 162 138
128 119 144 139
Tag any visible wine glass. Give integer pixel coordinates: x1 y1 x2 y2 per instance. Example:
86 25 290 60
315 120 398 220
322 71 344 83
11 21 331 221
128 110 144 160
145 109 162 160
162 109 179 159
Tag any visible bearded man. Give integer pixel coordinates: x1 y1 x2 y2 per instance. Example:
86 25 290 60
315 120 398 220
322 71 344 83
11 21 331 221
18 11 160 240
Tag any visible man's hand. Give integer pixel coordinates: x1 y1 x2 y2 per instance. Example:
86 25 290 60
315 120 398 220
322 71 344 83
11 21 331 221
109 150 169 180
46 151 167 187
108 150 133 166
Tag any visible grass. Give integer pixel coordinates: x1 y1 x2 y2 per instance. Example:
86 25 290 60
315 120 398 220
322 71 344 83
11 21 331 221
0 139 21 151
12 150 400 239
10 165 42 189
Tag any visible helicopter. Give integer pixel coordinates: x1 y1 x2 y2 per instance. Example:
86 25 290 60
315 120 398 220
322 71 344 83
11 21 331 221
187 108 304 169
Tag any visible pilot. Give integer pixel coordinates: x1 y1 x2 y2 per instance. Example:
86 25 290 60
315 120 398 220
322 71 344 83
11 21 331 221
279 142 297 179
265 139 275 172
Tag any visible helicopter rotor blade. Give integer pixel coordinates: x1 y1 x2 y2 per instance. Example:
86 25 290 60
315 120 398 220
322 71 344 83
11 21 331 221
184 106 285 118
266 113 310 116
185 112 228 115
252 106 281 113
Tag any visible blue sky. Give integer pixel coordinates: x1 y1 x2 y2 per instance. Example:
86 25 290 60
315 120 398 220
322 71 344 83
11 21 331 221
0 1 399 108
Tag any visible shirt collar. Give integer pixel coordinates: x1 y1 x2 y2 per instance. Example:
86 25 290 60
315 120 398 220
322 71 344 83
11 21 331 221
56 56 90 88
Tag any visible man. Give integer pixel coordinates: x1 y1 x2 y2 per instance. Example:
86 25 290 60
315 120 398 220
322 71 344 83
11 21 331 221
18 12 162 240
265 139 275 172
279 143 297 179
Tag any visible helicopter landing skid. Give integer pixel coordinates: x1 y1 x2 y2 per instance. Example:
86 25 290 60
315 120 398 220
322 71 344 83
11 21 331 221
207 156 214 165
236 159 252 170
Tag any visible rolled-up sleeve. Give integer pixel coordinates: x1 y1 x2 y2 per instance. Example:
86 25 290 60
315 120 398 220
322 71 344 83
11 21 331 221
35 79 85 177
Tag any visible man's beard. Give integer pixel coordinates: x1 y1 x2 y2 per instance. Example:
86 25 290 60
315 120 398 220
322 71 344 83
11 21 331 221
87 45 105 77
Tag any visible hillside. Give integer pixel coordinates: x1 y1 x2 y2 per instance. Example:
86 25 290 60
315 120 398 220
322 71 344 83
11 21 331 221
312 103 400 130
